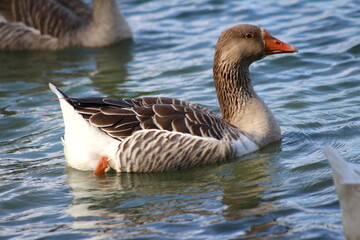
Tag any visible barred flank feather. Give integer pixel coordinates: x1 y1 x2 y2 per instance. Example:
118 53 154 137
0 22 59 50
116 130 234 172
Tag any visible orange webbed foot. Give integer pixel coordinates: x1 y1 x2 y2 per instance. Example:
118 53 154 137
94 156 109 176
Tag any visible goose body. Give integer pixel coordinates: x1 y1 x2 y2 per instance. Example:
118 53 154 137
50 24 297 174
0 0 132 50
324 146 360 240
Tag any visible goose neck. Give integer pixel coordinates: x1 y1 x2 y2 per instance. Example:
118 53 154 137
213 61 255 121
83 0 132 46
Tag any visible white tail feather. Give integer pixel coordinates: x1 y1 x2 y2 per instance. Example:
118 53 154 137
49 83 64 99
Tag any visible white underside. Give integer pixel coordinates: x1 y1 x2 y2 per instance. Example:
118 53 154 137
230 135 259 157
61 111 119 172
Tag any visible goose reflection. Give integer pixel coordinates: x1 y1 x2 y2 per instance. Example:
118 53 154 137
65 149 279 238
87 40 133 96
220 146 282 237
0 39 133 96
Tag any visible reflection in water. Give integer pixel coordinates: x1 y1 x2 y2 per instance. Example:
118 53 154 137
0 40 133 97
89 40 134 96
221 155 274 219
0 49 92 85
65 152 279 238
220 151 285 238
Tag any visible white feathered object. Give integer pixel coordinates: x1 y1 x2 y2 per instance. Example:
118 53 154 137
324 146 360 240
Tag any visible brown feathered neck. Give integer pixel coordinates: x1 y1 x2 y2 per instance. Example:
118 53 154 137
213 52 255 122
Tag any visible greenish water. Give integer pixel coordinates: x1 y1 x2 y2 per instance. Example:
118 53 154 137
1 0 360 239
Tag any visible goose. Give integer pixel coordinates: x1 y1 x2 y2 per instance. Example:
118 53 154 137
0 0 132 50
324 146 360 240
49 24 297 174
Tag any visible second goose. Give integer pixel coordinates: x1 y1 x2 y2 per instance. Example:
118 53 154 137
0 0 132 50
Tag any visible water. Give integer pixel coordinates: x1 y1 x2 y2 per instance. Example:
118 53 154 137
0 0 359 239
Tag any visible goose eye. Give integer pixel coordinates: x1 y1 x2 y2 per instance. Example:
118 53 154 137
244 33 253 39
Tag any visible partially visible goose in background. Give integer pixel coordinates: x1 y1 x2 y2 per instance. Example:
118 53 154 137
50 24 297 174
324 146 360 240
0 0 132 50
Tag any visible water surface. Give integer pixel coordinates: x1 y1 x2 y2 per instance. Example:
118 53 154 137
1 0 360 239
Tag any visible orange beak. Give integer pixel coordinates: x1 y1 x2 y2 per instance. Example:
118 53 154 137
262 28 298 55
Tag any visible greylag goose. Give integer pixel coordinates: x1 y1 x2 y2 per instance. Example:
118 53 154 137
49 24 297 174
324 146 360 240
0 0 132 50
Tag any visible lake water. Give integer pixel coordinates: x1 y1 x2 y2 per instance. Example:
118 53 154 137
1 0 359 239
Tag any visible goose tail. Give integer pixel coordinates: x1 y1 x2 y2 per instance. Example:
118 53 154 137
49 83 115 172
49 83 72 104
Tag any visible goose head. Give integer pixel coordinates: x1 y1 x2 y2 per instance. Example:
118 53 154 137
213 24 297 144
214 24 297 67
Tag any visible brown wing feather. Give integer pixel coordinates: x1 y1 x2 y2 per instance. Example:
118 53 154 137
70 96 232 141
0 0 14 21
